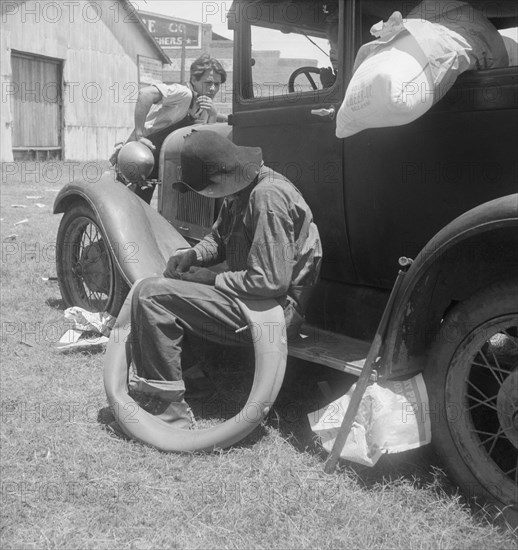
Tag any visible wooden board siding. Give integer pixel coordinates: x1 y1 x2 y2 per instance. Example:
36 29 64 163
11 53 61 149
0 29 14 162
2 0 165 161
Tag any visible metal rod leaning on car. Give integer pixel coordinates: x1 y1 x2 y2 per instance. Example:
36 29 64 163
324 257 413 474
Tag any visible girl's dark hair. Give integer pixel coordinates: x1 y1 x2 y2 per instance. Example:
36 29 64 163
190 53 227 84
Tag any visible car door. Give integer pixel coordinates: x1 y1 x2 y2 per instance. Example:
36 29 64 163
229 1 357 283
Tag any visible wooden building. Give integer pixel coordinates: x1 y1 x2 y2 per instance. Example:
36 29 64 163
1 0 169 161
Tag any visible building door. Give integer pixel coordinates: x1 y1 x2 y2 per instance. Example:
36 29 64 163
11 52 62 160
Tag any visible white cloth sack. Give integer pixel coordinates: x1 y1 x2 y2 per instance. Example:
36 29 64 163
308 373 431 467
336 24 435 139
499 28 518 66
336 1 509 138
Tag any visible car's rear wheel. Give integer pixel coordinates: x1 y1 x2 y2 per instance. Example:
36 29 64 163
425 280 518 526
56 202 128 316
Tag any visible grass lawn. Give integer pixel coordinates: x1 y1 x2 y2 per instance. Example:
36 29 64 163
1 161 517 549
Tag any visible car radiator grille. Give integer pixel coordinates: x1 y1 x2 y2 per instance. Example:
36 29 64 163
175 190 214 228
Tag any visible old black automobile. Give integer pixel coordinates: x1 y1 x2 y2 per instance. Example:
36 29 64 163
54 1 518 523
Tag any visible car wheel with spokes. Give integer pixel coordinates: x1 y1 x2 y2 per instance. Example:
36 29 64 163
425 280 518 526
56 202 128 316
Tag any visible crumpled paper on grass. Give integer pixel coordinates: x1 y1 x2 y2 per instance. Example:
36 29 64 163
56 307 116 352
64 307 115 336
308 374 431 467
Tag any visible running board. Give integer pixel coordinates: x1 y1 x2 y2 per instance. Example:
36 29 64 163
288 325 370 377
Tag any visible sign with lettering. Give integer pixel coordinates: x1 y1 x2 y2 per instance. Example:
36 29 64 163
138 55 163 85
140 14 201 49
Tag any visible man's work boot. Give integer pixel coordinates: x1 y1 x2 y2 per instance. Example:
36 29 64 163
128 376 195 429
146 396 194 429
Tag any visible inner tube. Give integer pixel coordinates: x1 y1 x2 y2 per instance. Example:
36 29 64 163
103 283 288 451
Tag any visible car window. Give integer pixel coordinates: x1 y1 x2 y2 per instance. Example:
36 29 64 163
249 25 335 99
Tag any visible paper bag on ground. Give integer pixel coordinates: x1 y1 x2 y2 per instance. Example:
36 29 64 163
309 374 431 467
56 329 109 352
64 307 116 336
56 307 115 352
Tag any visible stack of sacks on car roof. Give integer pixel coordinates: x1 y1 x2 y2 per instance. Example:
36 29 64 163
336 0 509 139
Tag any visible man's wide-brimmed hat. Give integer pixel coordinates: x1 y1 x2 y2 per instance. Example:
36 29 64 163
173 130 263 198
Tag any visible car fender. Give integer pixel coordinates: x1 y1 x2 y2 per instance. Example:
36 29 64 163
53 172 190 284
382 193 518 379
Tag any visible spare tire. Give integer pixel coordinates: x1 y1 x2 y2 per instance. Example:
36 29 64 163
104 284 288 452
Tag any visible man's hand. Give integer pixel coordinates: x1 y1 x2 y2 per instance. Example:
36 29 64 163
178 267 217 286
320 67 337 89
109 142 124 166
196 95 217 117
164 249 197 278
137 136 156 152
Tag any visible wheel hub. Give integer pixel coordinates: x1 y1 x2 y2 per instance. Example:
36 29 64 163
497 369 518 449
78 242 110 294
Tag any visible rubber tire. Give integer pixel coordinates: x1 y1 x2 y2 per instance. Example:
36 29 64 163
104 285 288 452
56 202 129 316
424 280 518 527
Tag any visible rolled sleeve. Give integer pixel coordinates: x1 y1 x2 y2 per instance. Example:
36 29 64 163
191 201 230 266
192 232 224 266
